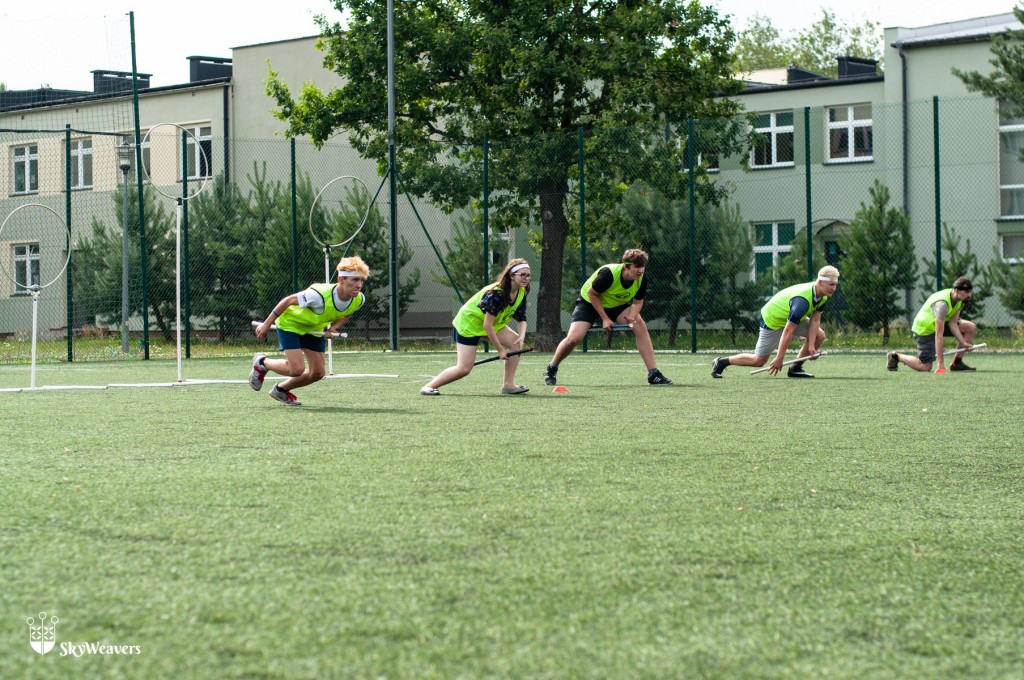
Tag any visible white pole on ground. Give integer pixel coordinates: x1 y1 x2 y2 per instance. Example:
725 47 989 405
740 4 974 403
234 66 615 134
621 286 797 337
324 246 334 376
30 287 40 389
942 342 986 356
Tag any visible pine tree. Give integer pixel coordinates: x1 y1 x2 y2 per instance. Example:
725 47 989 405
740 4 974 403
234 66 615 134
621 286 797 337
919 223 992 320
839 181 919 343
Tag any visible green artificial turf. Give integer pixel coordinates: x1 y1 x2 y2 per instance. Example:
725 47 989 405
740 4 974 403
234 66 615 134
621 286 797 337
1 352 1022 678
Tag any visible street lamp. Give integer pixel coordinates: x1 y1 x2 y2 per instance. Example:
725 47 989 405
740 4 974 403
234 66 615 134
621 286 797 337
117 140 133 354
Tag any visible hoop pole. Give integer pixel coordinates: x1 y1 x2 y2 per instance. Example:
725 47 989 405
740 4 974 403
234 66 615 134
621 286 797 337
324 246 334 376
30 290 40 389
175 200 183 383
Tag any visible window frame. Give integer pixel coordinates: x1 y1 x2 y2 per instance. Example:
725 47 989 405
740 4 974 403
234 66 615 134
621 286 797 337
752 221 795 282
181 125 213 181
12 144 39 195
825 103 874 164
1001 233 1024 264
12 242 41 293
121 133 151 181
750 111 795 170
68 137 94 190
998 110 1024 219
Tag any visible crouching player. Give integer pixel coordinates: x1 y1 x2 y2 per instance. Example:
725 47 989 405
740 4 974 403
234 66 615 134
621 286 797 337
249 256 369 405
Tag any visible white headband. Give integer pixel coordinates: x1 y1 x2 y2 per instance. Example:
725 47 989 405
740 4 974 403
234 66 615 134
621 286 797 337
338 270 364 278
510 263 531 274
817 275 838 283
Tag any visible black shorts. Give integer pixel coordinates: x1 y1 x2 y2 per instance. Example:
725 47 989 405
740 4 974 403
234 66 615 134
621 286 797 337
453 328 481 346
569 298 632 325
912 321 959 364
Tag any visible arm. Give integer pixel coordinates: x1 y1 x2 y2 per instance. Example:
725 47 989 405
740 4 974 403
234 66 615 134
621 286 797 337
586 287 615 331
326 316 350 339
768 322 799 375
932 301 949 370
482 313 507 359
947 307 972 350
621 299 642 326
255 294 299 339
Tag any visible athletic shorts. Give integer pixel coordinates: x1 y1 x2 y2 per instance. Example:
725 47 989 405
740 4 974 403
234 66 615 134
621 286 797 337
569 298 632 326
453 328 481 346
277 328 326 353
913 322 959 364
753 320 811 357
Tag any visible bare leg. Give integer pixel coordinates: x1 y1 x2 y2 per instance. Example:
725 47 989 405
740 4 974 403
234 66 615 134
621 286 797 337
275 348 325 391
624 314 657 371
426 343 478 389
499 326 525 388
549 321 591 367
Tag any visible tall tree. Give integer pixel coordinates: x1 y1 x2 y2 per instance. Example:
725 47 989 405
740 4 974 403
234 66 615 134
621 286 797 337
734 9 881 77
987 250 1024 323
954 6 1024 145
267 0 743 349
839 181 919 343
919 223 993 320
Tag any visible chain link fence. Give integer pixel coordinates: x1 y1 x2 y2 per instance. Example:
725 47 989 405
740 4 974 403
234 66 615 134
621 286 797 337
3 96 1022 364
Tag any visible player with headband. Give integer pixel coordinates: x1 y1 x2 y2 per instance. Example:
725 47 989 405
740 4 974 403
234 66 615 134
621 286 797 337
711 265 840 379
249 256 370 405
421 258 532 396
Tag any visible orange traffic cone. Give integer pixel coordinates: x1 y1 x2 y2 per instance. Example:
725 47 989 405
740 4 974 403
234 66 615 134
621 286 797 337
552 385 570 393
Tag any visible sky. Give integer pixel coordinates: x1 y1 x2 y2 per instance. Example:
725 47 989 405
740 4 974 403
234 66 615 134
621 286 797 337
0 1 1019 92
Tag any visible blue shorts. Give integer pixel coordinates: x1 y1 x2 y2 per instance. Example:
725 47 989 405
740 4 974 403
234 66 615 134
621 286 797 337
277 328 326 353
453 328 482 346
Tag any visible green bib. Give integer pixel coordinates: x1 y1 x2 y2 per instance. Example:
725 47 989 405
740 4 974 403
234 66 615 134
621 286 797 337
581 263 641 308
912 289 961 336
275 283 364 335
452 284 526 337
760 282 827 330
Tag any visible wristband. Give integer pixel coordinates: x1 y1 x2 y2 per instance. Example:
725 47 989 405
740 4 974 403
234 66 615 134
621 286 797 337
272 310 280 317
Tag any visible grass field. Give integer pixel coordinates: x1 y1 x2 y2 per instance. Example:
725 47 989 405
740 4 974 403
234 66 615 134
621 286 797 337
2 350 1023 678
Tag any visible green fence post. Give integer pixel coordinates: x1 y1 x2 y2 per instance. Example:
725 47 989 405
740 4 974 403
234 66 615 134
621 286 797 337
688 119 697 354
290 138 298 291
805 106 813 281
579 127 588 353
129 12 149 359
65 125 73 362
482 135 490 353
182 131 191 358
933 95 942 289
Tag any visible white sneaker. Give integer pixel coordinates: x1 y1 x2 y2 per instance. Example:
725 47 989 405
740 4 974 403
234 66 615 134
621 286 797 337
420 386 440 396
249 353 267 391
270 385 301 406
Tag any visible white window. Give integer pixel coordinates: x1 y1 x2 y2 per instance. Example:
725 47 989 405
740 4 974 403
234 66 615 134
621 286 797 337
12 144 38 194
752 221 795 281
826 104 873 163
999 103 1024 218
181 125 212 180
751 112 794 169
68 138 93 190
12 243 40 292
1001 233 1024 263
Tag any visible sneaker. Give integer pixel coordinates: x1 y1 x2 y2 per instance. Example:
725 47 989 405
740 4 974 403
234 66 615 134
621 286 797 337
249 353 268 391
420 386 440 396
949 360 976 372
886 351 899 372
711 357 728 379
648 369 673 385
269 385 301 406
544 364 558 386
787 365 814 378
501 385 529 395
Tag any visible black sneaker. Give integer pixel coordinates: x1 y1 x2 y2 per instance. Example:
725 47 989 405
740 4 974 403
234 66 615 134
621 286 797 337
544 363 558 386
886 351 899 372
949 360 976 372
711 357 728 379
787 365 814 378
648 369 673 385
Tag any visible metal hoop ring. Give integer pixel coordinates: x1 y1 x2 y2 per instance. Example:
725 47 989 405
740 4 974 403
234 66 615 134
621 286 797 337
140 122 212 201
309 175 372 249
0 203 71 291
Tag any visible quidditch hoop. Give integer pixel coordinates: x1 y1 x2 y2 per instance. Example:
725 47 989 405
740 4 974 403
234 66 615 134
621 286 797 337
140 123 212 201
309 175 372 249
0 203 71 290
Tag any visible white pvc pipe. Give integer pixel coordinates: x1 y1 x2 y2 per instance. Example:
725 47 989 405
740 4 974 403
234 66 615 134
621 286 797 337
30 289 40 389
